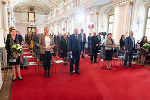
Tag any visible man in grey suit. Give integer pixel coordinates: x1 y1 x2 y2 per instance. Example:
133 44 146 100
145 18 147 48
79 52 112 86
33 29 40 56
80 29 86 58
124 31 135 68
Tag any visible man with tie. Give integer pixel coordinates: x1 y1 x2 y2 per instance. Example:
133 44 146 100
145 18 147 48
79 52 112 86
80 29 86 58
124 31 135 68
68 28 81 75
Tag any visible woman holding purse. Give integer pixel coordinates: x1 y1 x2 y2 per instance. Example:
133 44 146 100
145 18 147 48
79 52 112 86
6 27 23 81
39 27 54 77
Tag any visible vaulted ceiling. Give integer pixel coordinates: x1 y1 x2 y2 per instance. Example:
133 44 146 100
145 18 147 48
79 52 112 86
10 0 69 14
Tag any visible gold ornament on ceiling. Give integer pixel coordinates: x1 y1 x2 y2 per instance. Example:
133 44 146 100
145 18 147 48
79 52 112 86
2 1 6 5
29 6 34 12
130 2 134 7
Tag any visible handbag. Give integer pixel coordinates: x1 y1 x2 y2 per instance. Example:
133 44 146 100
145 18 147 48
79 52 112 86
9 54 17 62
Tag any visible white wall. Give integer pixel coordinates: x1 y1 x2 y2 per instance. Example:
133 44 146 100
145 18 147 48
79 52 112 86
15 23 28 38
15 12 47 38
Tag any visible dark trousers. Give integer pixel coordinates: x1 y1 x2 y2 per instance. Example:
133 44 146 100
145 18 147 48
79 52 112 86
44 51 52 72
91 49 97 62
82 42 85 57
70 53 80 72
124 51 133 66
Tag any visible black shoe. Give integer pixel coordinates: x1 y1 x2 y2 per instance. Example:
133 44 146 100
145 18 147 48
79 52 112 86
91 61 93 64
18 77 23 80
12 78 16 81
70 72 73 76
124 65 128 68
44 72 47 77
48 72 51 77
82 56 84 58
75 71 80 74
107 68 112 70
129 65 134 68
94 61 98 63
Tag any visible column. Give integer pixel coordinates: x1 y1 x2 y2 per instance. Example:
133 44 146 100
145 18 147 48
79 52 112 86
8 12 12 27
2 0 9 40
0 0 4 90
113 0 129 44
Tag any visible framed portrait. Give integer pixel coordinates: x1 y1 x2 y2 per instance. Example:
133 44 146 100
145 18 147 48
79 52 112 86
28 12 35 22
27 27 36 33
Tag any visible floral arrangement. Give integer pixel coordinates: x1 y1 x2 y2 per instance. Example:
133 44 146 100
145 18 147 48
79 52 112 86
11 44 23 58
142 43 150 49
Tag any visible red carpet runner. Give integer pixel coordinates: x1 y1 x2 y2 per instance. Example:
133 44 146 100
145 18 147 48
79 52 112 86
11 46 150 100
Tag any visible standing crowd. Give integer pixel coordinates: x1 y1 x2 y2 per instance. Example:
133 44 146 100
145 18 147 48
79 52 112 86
5 26 149 80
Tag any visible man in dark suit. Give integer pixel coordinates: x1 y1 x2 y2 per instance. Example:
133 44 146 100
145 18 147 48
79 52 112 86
68 28 81 75
16 31 23 45
97 33 101 50
91 32 99 63
124 31 135 68
51 32 57 44
88 33 92 56
56 32 61 57
88 33 92 49
80 29 86 58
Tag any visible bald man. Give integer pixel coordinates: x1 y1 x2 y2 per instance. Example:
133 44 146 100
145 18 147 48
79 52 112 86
124 31 135 68
68 28 82 75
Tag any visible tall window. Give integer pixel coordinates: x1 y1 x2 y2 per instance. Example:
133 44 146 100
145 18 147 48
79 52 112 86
145 7 150 41
108 14 114 33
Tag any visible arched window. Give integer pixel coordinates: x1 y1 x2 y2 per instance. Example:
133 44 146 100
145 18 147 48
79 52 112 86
108 14 114 33
145 7 150 40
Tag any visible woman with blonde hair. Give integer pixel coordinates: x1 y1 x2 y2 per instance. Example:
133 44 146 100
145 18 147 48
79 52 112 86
39 27 54 77
6 27 23 81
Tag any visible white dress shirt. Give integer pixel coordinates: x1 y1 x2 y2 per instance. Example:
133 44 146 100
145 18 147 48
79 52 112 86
45 36 50 47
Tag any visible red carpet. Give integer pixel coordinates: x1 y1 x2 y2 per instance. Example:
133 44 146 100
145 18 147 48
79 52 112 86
11 47 150 100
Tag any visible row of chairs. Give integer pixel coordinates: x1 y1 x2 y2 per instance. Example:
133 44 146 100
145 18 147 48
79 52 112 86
22 43 70 77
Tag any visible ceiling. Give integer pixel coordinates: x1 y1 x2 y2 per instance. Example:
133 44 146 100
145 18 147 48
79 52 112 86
10 0 68 14
10 0 113 15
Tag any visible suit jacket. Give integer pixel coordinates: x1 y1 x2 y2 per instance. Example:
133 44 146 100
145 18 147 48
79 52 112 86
18 34 23 45
39 34 54 54
56 35 61 47
88 36 91 48
80 33 86 43
120 39 125 48
105 38 115 50
91 36 99 51
6 35 20 59
125 36 135 52
32 33 40 49
98 36 101 45
68 34 81 57
60 37 68 58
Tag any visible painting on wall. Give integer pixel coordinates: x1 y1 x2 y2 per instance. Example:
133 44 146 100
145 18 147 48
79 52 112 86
27 27 36 33
88 22 94 29
28 12 35 22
